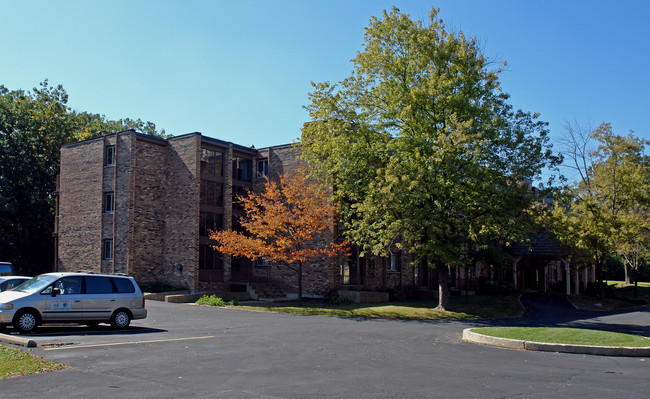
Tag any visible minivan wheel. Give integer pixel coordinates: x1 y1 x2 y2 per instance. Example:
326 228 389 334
13 310 39 333
110 310 131 329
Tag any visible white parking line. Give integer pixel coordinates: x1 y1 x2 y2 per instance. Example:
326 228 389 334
42 335 216 350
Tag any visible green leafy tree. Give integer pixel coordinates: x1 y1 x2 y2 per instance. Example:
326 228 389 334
301 8 559 309
552 122 649 296
0 81 164 274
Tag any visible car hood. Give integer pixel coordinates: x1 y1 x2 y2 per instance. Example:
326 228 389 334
0 290 30 303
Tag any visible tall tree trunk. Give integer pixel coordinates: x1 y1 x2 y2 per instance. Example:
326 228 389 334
596 255 605 300
624 263 632 284
356 246 361 291
436 263 450 310
297 261 303 306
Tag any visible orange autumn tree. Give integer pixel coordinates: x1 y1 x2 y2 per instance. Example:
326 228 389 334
210 169 348 305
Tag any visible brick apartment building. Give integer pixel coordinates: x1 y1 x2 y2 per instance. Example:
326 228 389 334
55 130 592 298
54 130 419 297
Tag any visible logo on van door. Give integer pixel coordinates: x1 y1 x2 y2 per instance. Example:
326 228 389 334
50 300 71 311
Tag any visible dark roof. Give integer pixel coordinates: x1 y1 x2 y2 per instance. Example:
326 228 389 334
510 233 569 257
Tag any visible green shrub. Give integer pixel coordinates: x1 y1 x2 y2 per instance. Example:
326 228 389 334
195 295 240 306
196 295 226 306
332 296 353 305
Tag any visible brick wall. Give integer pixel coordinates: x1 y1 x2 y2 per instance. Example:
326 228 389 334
112 132 134 274
161 134 201 289
58 138 105 271
128 138 167 284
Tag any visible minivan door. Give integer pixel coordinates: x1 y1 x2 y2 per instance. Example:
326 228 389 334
41 276 84 321
82 276 116 321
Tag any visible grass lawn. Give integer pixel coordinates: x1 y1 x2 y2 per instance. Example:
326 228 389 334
204 295 523 320
473 327 650 347
607 281 650 303
568 281 650 310
0 345 67 379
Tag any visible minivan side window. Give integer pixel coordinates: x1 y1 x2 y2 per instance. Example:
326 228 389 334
86 276 113 294
55 276 83 295
5 279 24 290
111 278 135 293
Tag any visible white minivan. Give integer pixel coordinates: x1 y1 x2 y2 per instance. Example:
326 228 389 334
0 272 147 333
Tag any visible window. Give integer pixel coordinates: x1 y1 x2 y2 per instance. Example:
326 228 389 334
257 159 268 179
201 148 223 176
103 192 114 213
256 257 269 267
85 276 114 294
232 156 253 182
102 239 113 260
232 186 249 211
54 276 83 295
111 277 135 293
200 212 223 237
104 146 115 166
199 244 225 283
388 253 400 272
199 244 224 270
200 180 224 207
367 259 376 278
340 258 351 285
1 279 26 291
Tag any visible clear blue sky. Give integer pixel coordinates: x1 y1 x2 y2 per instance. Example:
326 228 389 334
1 0 648 151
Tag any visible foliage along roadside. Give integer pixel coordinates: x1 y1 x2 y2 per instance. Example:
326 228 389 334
195 295 239 307
0 345 67 379
545 122 649 297
195 295 523 320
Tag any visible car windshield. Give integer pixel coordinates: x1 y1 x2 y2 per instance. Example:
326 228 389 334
13 275 58 294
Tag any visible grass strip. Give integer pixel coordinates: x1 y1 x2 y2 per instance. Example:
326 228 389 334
0 344 67 379
473 327 650 347
228 295 522 320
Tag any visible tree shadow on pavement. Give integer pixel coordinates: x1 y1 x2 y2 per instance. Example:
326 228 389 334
468 293 650 337
5 325 167 337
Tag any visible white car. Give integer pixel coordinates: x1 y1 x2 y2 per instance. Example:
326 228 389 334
0 261 15 276
0 276 31 292
0 272 147 333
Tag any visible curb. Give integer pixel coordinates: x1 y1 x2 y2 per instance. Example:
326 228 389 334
0 332 37 348
462 328 650 357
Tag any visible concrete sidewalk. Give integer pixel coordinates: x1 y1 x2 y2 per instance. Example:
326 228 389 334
0 332 37 347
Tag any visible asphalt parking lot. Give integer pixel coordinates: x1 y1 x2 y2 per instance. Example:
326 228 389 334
2 299 649 398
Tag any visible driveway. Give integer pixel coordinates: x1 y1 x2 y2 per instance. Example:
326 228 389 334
514 293 650 337
1 298 649 398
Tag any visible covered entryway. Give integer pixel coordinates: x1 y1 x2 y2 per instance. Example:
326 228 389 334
511 235 594 295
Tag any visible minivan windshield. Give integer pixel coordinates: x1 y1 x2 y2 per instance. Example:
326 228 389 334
13 275 58 294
